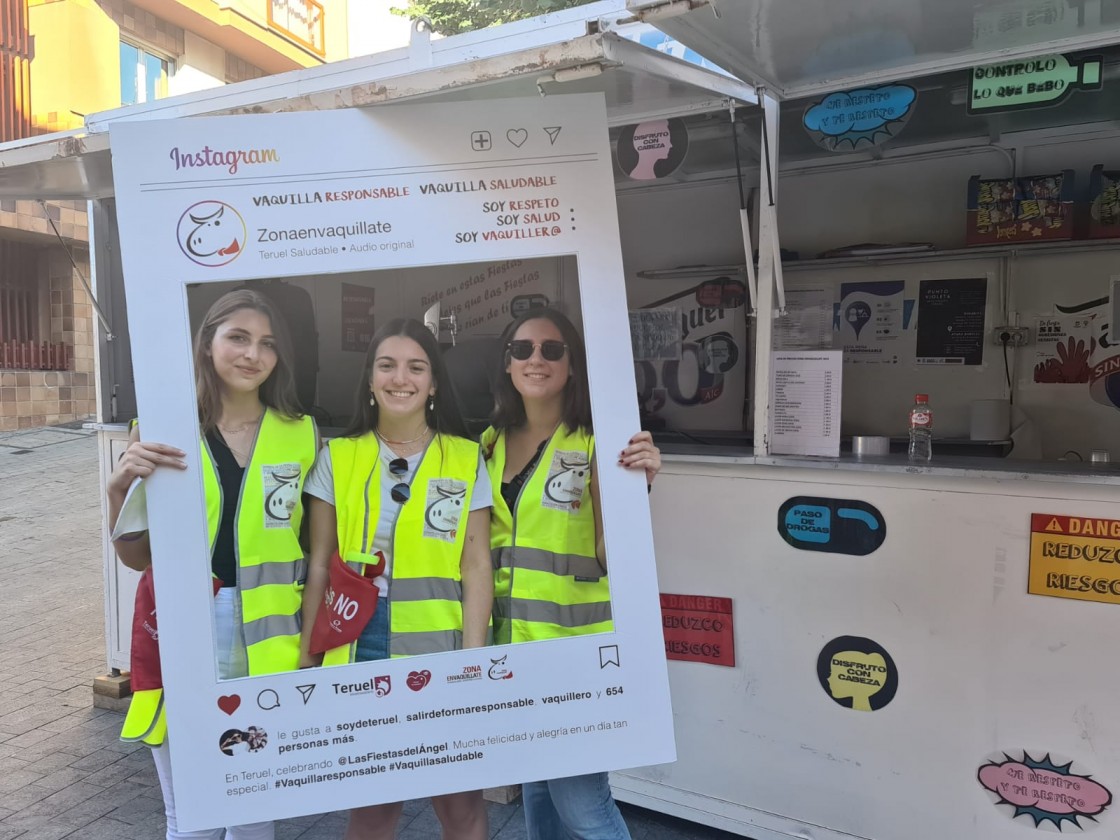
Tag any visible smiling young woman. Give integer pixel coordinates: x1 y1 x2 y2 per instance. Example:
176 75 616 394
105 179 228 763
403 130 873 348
482 307 661 840
107 289 317 840
299 318 493 840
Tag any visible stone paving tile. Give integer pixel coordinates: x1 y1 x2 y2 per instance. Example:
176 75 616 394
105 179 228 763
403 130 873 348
0 429 744 839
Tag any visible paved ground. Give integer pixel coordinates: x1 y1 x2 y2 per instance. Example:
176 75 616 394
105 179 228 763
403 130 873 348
0 425 743 839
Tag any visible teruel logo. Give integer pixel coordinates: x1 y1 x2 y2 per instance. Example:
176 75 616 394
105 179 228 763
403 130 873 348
177 201 246 267
406 670 432 692
374 675 391 697
488 655 513 681
169 145 279 176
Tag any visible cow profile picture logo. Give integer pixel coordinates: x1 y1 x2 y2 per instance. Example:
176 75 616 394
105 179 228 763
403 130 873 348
177 200 246 267
262 463 302 529
423 479 467 542
488 654 513 681
542 450 589 513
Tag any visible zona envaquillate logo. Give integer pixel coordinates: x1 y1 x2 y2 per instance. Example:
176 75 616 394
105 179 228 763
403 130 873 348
176 200 246 267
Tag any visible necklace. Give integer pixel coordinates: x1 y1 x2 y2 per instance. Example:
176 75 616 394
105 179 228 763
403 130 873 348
375 426 430 447
218 413 264 435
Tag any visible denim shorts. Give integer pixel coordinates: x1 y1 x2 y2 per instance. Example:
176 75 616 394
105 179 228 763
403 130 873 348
355 599 389 662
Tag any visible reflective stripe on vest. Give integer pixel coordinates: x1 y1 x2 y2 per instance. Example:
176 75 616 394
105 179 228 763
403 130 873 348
482 424 610 644
322 432 479 665
200 409 317 674
120 688 167 746
118 411 316 747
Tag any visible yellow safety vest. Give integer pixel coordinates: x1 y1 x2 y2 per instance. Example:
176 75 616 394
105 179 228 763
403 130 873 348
121 410 317 746
482 424 610 644
322 432 479 664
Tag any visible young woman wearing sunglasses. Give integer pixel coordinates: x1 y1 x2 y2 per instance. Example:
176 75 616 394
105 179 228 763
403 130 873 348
299 318 492 840
107 289 318 840
482 308 660 840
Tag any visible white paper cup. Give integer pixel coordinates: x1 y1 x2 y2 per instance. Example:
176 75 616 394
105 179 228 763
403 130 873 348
970 399 1011 441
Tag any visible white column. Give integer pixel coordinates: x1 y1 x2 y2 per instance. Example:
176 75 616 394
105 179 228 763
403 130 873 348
751 92 781 455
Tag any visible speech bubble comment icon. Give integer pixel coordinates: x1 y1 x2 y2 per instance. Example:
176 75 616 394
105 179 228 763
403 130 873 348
256 689 280 711
846 302 872 340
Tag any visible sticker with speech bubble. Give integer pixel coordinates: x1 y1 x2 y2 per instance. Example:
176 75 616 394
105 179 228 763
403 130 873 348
803 85 916 152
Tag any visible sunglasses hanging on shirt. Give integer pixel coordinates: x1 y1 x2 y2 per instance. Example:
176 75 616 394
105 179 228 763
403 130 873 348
388 457 411 503
507 339 568 361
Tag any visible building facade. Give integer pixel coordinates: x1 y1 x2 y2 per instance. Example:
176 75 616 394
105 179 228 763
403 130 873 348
0 0 350 430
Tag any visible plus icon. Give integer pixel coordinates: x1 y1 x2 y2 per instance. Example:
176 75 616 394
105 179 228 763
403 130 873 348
470 131 492 152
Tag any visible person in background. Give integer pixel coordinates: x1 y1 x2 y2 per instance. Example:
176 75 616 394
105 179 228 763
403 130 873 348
482 307 661 840
299 318 492 840
107 290 317 840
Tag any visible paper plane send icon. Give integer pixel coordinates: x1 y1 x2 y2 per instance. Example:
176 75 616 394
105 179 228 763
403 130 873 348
296 684 316 704
544 126 562 145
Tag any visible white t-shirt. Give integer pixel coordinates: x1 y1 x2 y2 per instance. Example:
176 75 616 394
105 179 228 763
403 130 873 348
304 443 492 596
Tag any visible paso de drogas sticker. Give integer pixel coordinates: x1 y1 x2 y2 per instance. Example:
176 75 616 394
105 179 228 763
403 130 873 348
778 497 886 556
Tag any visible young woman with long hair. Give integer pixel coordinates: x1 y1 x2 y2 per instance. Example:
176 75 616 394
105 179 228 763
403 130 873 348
299 318 492 840
107 289 318 840
482 307 660 840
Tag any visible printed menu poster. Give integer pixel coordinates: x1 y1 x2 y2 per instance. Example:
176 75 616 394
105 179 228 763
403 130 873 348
1033 313 1095 384
916 277 987 365
836 281 904 364
769 351 842 457
629 307 682 361
774 286 833 350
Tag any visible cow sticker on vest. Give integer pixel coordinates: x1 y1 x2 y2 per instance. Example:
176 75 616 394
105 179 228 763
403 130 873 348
424 479 467 541
263 463 302 528
543 450 589 513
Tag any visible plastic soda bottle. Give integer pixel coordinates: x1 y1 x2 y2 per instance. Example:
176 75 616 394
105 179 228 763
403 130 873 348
908 394 933 462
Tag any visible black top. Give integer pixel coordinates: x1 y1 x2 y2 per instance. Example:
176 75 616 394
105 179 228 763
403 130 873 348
499 438 547 511
206 430 244 587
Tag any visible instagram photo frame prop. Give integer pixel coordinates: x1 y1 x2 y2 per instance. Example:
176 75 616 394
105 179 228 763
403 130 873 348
109 95 674 830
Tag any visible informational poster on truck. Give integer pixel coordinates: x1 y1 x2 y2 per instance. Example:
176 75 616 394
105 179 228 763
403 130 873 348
108 96 674 831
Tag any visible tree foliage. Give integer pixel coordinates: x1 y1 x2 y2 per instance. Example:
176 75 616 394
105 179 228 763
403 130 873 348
392 0 597 36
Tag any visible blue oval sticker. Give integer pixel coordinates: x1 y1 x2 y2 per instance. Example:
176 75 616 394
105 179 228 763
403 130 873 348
778 496 886 555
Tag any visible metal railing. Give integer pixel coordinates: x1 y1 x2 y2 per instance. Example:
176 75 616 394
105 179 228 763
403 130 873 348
0 340 70 371
267 0 325 57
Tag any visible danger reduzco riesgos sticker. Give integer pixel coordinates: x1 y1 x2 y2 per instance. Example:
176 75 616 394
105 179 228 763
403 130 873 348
977 750 1113 832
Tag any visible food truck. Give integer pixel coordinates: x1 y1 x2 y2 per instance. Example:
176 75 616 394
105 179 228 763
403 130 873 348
4 0 1120 836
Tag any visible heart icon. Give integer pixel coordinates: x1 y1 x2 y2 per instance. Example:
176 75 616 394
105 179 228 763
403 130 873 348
217 695 241 716
406 670 432 692
506 129 528 148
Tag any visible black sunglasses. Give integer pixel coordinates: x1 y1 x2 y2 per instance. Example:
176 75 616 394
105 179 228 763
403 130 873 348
508 339 568 362
388 457 411 503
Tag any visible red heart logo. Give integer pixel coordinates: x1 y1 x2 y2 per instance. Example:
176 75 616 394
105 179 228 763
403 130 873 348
217 695 241 715
406 670 431 692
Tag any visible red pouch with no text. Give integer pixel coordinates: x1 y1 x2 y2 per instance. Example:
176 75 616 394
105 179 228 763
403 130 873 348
308 551 382 655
